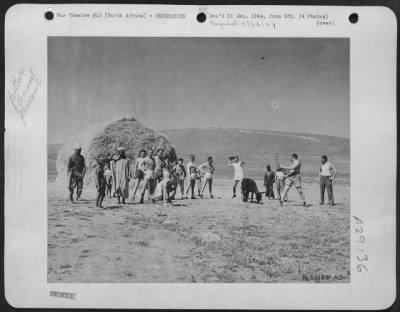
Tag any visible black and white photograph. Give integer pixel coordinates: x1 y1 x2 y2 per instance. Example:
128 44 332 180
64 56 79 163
47 37 351 283
4 4 397 309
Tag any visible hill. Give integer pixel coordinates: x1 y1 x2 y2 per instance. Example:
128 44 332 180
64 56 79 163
48 128 349 181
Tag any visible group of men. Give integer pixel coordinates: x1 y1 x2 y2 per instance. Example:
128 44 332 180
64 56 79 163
263 153 336 206
67 145 337 208
67 145 217 207
130 149 216 204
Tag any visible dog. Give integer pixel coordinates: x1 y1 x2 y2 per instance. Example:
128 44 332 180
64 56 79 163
241 178 263 203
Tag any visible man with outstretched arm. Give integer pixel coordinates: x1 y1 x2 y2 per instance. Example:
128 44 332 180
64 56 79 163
228 156 245 199
279 153 307 207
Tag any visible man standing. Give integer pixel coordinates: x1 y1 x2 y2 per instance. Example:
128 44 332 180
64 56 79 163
154 149 165 183
131 149 146 201
139 149 156 204
186 154 197 199
110 153 120 197
319 155 337 206
114 147 130 205
279 153 307 207
171 158 186 199
199 156 215 198
264 164 275 200
228 156 245 198
67 145 86 202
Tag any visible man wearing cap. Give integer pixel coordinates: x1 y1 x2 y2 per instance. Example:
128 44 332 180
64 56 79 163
114 147 130 204
67 145 86 202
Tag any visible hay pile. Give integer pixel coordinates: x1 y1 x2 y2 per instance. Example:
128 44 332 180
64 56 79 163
56 117 177 186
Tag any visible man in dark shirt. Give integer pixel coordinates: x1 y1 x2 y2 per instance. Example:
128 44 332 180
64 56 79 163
67 145 86 202
264 164 275 200
95 158 106 208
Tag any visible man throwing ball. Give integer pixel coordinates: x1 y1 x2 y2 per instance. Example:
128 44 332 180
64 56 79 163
278 153 307 207
228 156 245 199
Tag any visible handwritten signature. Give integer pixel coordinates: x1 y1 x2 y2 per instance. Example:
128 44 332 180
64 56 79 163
7 68 41 126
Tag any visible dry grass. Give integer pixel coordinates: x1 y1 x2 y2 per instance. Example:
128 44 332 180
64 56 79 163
48 178 350 283
55 117 176 186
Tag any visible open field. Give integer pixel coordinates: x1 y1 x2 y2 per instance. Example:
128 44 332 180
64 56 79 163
48 128 350 283
48 178 350 283
48 127 350 183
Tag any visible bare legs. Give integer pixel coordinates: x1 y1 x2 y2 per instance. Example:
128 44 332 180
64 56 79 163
197 178 202 196
178 179 185 199
185 179 196 199
280 184 306 206
232 180 240 198
140 177 154 203
201 178 214 198
132 177 143 201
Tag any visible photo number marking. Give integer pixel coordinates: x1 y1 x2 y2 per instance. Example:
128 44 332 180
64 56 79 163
353 216 368 273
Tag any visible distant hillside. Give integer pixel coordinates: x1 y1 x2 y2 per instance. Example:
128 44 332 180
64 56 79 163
48 128 349 181
161 128 349 180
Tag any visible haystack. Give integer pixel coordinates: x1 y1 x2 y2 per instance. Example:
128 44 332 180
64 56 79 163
56 117 177 186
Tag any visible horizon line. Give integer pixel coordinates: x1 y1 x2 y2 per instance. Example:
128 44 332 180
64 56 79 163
157 126 350 140
49 126 349 145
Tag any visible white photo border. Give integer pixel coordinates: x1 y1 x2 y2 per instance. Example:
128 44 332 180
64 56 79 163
4 4 397 309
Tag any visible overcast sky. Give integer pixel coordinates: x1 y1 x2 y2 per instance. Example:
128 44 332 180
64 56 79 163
48 37 349 144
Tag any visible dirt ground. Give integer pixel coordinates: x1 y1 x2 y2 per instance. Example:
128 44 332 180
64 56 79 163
48 178 350 283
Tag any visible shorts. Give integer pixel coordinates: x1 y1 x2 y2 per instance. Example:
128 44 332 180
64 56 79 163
176 175 185 181
144 170 154 180
190 173 197 180
285 174 302 187
135 169 144 179
234 177 243 181
204 172 213 179
155 168 163 180
163 170 170 179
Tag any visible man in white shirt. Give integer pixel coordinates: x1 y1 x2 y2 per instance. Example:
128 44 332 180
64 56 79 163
279 153 307 207
319 155 337 206
186 154 197 199
199 156 215 198
229 156 245 198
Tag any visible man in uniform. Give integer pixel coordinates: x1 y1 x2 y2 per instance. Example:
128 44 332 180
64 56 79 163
67 145 86 202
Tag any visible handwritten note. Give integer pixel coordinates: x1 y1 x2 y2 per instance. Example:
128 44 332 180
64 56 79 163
353 216 369 273
7 68 41 126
